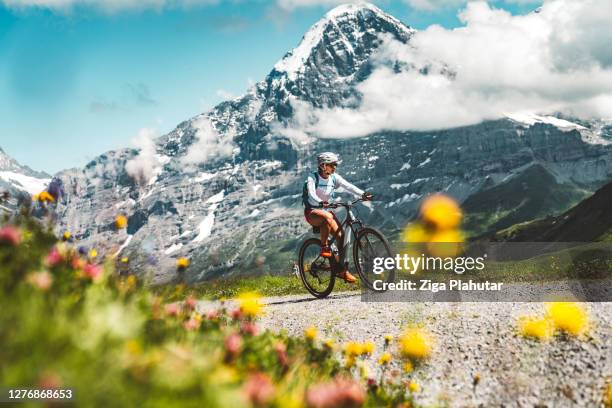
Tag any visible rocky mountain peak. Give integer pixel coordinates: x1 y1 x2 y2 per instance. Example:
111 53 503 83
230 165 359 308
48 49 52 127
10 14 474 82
264 2 414 112
273 2 413 81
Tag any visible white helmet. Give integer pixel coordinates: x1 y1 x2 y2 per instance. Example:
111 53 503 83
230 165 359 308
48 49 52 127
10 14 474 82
317 152 341 166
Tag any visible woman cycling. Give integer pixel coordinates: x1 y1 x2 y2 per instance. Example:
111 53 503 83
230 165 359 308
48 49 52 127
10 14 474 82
303 152 372 283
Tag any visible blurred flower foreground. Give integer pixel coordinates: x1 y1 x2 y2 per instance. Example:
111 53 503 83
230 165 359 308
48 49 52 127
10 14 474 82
0 210 425 408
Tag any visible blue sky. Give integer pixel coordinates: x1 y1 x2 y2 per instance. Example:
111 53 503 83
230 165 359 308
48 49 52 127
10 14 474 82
0 0 541 174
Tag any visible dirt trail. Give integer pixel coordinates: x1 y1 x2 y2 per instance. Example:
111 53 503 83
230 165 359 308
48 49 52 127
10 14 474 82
245 293 611 407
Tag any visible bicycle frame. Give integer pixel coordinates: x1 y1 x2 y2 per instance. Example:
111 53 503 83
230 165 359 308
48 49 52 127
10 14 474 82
326 198 366 266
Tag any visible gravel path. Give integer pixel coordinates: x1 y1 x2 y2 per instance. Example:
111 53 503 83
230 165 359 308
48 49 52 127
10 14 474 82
249 293 612 407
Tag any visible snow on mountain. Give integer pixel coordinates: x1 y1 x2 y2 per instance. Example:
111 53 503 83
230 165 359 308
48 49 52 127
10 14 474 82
506 113 586 131
0 171 50 195
274 3 414 81
0 147 51 207
506 113 611 145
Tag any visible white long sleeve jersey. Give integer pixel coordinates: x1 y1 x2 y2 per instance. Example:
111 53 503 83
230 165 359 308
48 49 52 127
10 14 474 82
305 172 364 209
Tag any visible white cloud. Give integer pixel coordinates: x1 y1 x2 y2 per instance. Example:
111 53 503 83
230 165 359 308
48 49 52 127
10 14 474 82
275 0 541 12
215 89 237 100
125 128 160 186
276 0 363 11
182 116 235 169
281 0 612 138
402 0 466 12
2 0 218 13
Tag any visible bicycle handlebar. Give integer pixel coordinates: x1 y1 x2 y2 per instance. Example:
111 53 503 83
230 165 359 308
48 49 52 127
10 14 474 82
322 197 370 209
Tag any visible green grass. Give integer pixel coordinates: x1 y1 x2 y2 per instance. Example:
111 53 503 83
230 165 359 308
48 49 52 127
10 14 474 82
155 273 360 301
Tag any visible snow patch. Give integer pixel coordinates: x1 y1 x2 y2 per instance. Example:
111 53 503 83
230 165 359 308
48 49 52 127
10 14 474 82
193 172 217 183
417 157 431 167
114 235 133 257
400 162 411 171
506 113 586 131
193 190 225 243
205 190 225 204
390 183 411 189
193 211 216 243
0 171 50 195
164 243 183 255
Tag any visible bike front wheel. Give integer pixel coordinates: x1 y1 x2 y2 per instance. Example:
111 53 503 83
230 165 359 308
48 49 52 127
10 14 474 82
298 238 335 298
353 227 395 291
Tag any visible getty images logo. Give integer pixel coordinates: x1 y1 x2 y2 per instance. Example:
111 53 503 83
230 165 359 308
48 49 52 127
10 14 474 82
372 254 488 275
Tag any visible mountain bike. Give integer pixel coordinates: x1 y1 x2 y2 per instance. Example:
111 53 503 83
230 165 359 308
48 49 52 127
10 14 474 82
296 198 395 298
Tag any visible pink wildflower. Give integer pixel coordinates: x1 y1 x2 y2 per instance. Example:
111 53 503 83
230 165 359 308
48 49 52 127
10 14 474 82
83 263 102 280
184 296 197 310
183 317 200 331
306 378 366 408
164 303 180 317
240 321 259 336
0 225 21 246
45 247 63 267
27 271 53 291
224 333 242 360
205 309 219 320
243 372 275 407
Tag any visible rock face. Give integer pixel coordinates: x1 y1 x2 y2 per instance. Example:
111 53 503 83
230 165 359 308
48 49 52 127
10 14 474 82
52 3 612 283
0 147 50 212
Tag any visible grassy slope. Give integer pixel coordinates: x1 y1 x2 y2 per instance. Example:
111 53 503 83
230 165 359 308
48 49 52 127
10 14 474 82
493 177 612 242
462 164 589 237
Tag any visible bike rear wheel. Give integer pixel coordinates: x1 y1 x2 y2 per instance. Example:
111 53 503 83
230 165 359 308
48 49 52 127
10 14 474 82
353 227 395 291
298 238 335 298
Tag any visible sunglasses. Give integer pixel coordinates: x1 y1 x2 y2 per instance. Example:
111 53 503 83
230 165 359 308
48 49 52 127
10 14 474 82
327 162 338 168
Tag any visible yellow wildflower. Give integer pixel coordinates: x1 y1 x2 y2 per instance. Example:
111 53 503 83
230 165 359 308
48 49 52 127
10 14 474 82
89 249 98 259
420 193 462 230
518 316 554 341
408 381 420 393
237 292 264 318
323 339 335 350
401 222 431 244
384 334 393 345
399 327 433 360
361 341 375 356
176 257 190 270
62 231 71 241
545 302 588 336
427 229 464 257
344 341 363 357
38 191 55 203
304 326 317 341
115 215 128 230
378 352 392 366
121 257 129 264
403 361 413 373
126 275 137 288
